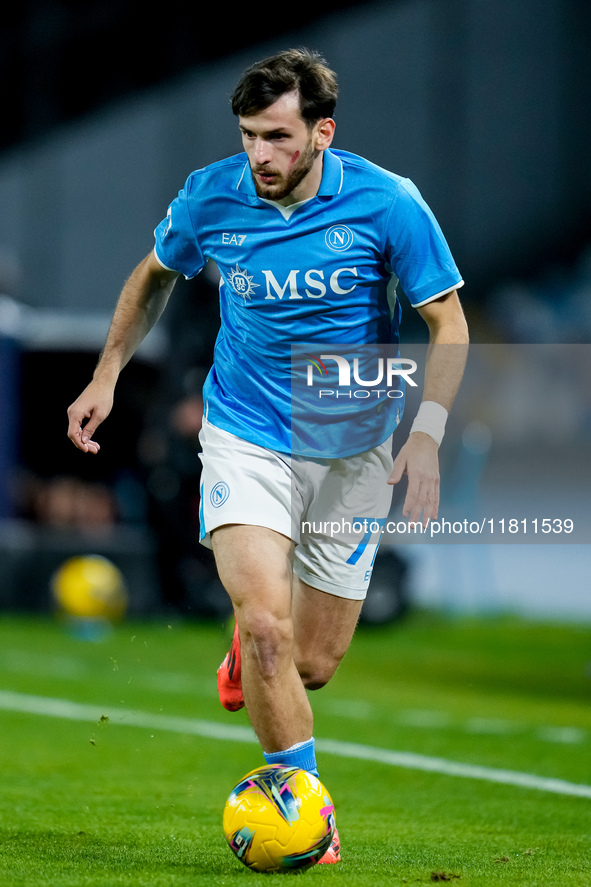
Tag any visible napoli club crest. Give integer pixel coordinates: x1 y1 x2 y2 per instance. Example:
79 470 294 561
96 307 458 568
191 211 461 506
210 482 230 507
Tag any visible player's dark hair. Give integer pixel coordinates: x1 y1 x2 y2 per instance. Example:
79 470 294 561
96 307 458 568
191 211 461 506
231 48 338 125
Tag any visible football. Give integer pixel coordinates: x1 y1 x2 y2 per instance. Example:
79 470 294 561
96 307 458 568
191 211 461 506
222 764 335 872
51 555 128 624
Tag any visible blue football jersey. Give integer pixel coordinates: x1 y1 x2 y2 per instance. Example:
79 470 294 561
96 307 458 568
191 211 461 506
154 148 463 455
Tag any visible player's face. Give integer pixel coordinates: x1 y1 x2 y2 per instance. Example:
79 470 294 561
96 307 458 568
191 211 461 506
239 91 332 204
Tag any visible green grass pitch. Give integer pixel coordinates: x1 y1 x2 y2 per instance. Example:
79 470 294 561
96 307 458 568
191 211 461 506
0 611 590 886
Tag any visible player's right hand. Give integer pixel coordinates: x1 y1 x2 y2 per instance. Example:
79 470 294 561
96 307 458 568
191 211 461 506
67 380 115 454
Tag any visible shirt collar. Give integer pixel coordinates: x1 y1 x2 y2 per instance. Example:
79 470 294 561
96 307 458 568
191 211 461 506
236 149 343 200
317 149 344 196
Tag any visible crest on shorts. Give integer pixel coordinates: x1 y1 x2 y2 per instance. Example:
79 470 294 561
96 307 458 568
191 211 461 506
210 482 230 507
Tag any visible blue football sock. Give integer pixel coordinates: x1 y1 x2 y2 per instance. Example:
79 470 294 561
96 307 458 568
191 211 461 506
263 737 319 778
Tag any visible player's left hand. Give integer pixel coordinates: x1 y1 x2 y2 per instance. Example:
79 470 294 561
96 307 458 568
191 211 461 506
388 431 440 527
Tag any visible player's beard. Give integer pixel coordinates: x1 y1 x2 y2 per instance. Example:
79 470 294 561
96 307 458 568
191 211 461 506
251 139 318 201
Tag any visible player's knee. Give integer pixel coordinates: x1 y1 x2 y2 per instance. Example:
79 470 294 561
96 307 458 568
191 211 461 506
297 653 341 691
239 610 293 680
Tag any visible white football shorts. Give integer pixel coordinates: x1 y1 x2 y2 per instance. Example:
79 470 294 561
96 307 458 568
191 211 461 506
198 418 394 600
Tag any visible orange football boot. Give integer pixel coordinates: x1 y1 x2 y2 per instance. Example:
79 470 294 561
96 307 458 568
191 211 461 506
318 827 341 864
217 619 245 711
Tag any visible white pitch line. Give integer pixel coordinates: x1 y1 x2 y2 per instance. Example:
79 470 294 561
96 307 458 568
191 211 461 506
314 739 591 799
0 690 256 744
1 690 590 800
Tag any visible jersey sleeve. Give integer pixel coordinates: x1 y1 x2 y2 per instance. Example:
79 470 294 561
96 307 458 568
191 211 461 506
384 178 463 307
153 180 206 280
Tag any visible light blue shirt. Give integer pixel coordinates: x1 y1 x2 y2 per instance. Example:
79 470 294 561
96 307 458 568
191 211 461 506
154 149 463 455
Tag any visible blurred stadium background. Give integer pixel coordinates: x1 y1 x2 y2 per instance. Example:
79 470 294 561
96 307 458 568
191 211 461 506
0 0 590 624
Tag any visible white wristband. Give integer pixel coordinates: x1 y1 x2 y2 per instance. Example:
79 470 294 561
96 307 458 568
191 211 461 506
409 401 448 446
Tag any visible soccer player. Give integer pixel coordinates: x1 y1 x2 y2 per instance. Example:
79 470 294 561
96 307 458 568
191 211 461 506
67 48 469 863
